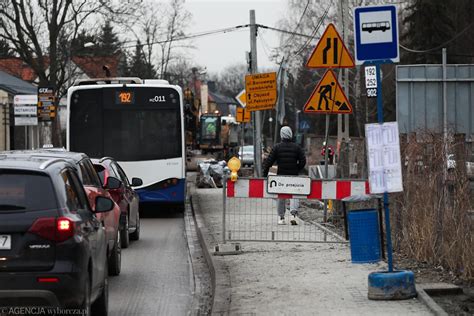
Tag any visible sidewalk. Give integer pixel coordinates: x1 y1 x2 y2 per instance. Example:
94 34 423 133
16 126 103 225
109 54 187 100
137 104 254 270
193 188 433 315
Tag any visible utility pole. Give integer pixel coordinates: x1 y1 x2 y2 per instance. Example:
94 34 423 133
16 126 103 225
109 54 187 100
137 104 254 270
250 10 263 177
337 0 350 152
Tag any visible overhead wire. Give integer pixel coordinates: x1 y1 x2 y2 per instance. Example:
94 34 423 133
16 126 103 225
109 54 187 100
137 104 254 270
121 24 250 48
291 3 331 58
400 21 474 53
279 0 311 49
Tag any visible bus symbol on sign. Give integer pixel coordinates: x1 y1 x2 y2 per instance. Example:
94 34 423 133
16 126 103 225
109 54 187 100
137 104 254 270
362 21 390 33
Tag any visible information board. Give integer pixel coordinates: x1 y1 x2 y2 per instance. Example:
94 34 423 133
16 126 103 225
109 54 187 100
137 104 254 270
365 121 403 193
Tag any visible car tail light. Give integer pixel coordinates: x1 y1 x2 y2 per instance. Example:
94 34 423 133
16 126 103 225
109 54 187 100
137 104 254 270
37 277 59 283
28 217 75 242
28 218 56 241
56 218 74 242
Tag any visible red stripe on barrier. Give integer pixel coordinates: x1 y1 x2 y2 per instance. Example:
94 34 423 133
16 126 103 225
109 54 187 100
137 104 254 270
227 180 235 197
278 194 293 199
336 181 351 199
307 181 322 199
249 179 264 198
365 181 370 194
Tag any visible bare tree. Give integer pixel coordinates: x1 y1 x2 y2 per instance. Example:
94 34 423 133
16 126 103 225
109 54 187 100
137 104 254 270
214 63 247 97
0 0 137 145
158 0 191 79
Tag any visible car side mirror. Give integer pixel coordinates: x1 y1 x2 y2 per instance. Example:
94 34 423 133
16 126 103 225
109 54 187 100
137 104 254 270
95 196 114 213
131 177 143 187
106 176 122 190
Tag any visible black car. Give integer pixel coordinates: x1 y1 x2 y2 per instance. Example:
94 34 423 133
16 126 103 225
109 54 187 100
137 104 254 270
0 154 114 313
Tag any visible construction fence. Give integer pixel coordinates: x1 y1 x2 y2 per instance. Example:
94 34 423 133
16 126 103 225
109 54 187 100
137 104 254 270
222 177 369 244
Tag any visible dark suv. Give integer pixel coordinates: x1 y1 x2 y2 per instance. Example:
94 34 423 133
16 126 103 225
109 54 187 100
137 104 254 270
0 154 114 313
4 149 122 276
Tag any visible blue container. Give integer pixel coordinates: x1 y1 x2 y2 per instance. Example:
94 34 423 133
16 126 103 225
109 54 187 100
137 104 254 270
347 209 381 263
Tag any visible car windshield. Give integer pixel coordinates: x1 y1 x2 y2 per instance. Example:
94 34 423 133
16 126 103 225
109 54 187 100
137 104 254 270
243 146 254 153
0 171 57 212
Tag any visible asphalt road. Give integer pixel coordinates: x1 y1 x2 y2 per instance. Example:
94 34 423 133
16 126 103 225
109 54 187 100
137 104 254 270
108 212 193 316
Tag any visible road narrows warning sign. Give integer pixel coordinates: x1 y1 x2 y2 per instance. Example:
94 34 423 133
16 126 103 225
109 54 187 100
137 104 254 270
306 23 355 68
303 69 353 114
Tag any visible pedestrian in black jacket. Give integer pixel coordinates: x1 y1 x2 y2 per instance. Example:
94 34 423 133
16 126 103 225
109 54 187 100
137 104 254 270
263 126 306 225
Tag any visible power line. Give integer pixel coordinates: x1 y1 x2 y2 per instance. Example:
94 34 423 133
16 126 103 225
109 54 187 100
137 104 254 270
291 4 331 58
400 22 474 53
279 0 311 49
256 24 314 39
121 24 250 49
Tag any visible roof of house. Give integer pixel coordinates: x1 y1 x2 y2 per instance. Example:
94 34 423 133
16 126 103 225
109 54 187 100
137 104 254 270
0 70 37 95
72 55 121 78
0 55 122 83
0 57 38 82
209 91 237 115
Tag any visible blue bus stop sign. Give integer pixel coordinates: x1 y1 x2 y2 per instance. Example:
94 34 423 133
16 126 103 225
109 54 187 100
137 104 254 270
353 5 399 65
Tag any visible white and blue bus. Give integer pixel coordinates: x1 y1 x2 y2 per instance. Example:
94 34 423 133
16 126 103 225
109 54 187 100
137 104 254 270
67 78 186 209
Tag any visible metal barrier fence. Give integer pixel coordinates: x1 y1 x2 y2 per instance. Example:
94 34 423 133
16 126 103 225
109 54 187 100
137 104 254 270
223 178 369 244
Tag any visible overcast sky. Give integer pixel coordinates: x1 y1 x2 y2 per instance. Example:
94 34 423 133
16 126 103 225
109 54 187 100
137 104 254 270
184 0 287 75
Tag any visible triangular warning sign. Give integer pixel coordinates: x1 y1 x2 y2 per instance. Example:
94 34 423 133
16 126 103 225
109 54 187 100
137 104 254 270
303 69 353 114
306 23 355 68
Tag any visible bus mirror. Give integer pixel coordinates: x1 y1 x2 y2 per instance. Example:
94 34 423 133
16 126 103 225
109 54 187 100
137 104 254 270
131 177 143 187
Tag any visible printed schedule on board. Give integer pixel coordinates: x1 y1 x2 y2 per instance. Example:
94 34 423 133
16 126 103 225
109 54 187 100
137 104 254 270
365 121 403 194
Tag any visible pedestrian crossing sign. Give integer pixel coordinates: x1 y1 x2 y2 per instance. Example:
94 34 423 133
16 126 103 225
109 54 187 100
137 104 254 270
306 23 355 68
303 69 353 114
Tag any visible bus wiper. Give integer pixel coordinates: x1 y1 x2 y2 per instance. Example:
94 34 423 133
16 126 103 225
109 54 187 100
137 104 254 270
0 204 26 210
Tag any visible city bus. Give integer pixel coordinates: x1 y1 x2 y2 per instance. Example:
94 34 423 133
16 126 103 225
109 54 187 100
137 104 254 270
67 77 186 209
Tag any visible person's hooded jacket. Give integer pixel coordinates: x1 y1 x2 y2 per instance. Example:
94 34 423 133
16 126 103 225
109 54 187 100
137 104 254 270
263 126 306 177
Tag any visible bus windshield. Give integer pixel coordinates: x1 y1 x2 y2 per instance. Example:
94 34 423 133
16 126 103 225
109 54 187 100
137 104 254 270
69 87 182 161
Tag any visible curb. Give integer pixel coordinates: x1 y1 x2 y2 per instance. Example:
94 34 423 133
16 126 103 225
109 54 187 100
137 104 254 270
416 286 449 316
190 194 232 315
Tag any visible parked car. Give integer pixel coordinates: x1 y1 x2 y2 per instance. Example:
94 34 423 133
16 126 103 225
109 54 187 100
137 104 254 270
0 154 114 312
3 149 122 276
239 145 255 166
92 157 142 248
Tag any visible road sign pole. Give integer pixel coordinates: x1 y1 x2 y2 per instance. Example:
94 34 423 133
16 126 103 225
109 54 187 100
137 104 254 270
375 62 394 272
250 10 263 177
323 114 330 223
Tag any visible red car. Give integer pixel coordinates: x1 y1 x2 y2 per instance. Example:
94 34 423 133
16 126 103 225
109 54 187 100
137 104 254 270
5 150 123 276
92 157 141 248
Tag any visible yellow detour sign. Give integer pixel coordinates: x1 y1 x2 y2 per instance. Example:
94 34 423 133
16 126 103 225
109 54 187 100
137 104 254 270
236 90 246 108
303 69 353 114
306 23 355 68
236 107 251 123
245 72 277 111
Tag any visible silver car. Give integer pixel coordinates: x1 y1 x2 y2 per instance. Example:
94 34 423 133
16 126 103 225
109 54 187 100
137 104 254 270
239 145 255 166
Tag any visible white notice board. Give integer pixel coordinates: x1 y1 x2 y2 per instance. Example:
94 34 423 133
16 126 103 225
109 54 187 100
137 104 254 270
365 122 403 193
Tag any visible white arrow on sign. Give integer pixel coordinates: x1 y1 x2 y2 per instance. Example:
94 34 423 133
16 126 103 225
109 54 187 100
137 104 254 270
267 175 312 195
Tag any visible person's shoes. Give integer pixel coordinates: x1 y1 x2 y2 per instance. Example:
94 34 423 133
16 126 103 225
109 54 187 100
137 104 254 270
290 213 298 225
278 217 286 225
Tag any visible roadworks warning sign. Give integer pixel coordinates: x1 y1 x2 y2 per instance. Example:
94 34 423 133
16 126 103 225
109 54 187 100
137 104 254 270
303 69 353 114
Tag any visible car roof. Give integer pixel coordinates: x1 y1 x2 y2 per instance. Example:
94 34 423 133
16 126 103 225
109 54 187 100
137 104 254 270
0 153 73 173
91 156 116 164
2 149 89 164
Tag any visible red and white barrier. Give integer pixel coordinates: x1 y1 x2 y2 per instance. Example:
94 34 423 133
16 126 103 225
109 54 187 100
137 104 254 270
227 178 369 200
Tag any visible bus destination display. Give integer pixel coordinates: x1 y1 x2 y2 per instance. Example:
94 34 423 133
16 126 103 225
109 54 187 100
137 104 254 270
115 91 135 104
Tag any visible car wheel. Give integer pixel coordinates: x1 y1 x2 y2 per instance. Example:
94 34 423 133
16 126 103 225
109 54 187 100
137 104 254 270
80 274 91 316
108 231 121 276
91 265 109 315
130 211 140 241
120 214 130 249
